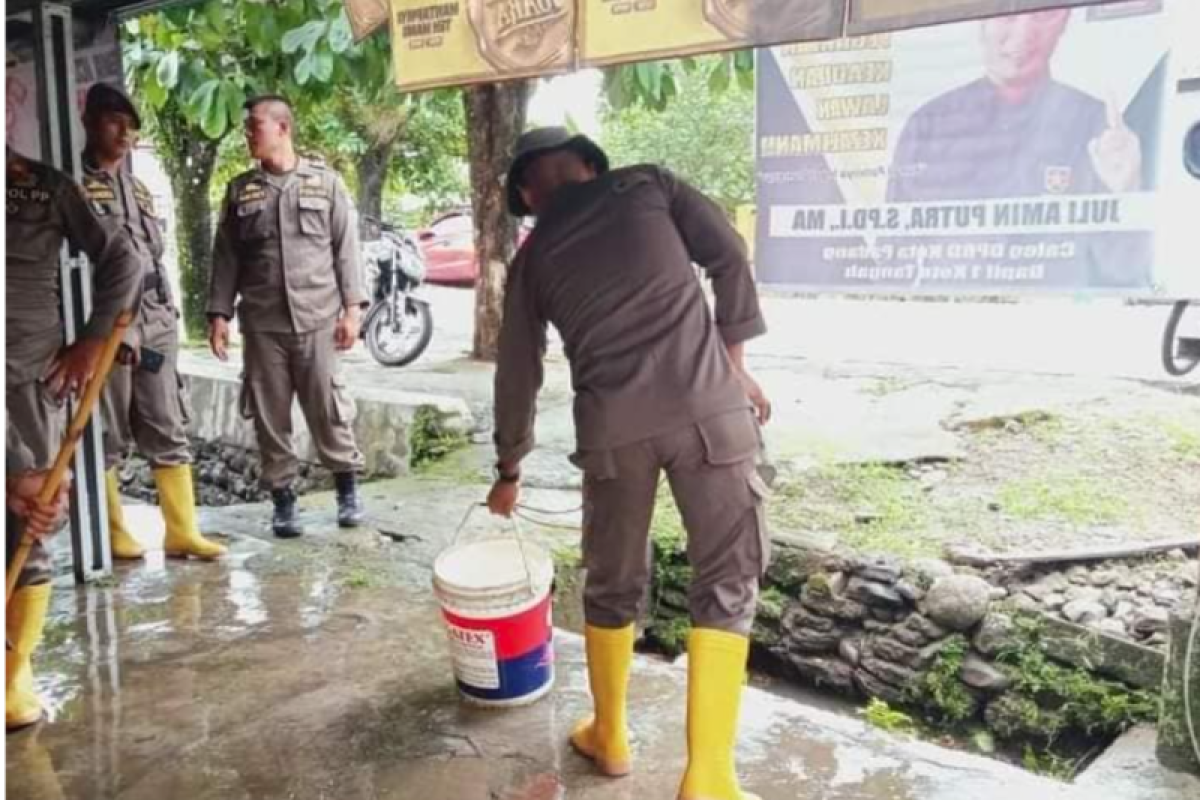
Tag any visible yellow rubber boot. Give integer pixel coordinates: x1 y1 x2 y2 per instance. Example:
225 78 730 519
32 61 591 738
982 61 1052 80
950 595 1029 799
677 629 760 800
6 583 52 732
570 624 635 776
106 469 146 560
155 465 226 560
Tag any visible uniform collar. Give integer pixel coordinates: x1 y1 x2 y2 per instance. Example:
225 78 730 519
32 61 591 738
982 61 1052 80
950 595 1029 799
81 152 120 181
296 156 325 176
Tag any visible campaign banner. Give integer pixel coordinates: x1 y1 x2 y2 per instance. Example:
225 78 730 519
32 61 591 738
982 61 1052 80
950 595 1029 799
579 0 844 67
389 0 575 91
755 4 1169 292
846 0 1141 35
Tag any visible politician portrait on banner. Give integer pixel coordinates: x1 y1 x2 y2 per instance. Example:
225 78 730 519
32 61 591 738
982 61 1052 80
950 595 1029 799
755 4 1168 292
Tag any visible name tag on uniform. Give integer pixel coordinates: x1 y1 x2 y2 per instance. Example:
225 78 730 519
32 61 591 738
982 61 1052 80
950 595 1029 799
299 174 328 199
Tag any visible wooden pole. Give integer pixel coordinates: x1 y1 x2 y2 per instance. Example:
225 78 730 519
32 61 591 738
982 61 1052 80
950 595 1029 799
6 311 133 604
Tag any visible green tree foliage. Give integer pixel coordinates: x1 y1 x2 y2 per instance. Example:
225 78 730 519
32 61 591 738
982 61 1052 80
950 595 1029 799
126 0 468 338
124 0 332 338
601 58 754 215
603 50 754 111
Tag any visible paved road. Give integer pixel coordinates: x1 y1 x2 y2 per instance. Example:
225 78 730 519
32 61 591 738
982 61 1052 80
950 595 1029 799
358 287 1191 383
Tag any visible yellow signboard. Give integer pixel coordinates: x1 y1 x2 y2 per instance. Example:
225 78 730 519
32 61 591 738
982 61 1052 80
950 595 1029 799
390 0 575 91
346 0 390 41
580 0 843 67
847 0 1129 34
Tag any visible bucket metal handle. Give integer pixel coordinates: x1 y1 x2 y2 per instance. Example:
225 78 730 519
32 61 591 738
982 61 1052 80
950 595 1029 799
448 502 538 598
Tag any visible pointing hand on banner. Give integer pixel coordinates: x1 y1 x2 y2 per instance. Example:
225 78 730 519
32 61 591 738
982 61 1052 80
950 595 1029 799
1088 93 1143 194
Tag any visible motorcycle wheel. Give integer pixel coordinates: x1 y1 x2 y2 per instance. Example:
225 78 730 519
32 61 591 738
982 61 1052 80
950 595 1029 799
1161 300 1198 377
365 300 433 367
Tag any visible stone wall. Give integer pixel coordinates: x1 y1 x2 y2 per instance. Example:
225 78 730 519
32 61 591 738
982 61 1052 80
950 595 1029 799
180 366 473 479
647 534 1163 752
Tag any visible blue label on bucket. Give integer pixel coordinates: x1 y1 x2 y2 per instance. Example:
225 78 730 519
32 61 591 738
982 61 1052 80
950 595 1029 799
456 638 553 703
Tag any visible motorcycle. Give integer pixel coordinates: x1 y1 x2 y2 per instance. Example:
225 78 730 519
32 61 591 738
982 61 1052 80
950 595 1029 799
360 217 434 367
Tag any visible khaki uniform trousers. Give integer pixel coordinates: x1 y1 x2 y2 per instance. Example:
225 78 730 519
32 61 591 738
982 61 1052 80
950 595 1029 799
575 409 769 636
101 294 190 469
6 385 61 591
240 325 363 489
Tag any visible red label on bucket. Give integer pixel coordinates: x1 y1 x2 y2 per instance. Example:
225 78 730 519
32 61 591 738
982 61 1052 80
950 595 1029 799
443 593 551 660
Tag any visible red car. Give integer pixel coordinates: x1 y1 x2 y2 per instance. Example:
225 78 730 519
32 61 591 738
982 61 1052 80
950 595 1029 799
417 209 530 287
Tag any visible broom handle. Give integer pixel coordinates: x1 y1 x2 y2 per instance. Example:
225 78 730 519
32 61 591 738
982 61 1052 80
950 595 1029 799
6 311 134 604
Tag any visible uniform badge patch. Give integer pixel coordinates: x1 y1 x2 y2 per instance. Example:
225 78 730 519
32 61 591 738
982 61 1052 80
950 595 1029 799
237 181 267 204
299 175 329 199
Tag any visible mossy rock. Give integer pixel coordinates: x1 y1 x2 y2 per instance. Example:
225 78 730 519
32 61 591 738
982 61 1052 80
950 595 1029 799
985 693 1068 741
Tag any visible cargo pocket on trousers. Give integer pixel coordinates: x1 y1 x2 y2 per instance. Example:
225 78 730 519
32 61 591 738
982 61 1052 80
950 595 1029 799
331 377 355 426
696 409 760 466
746 467 772 578
238 376 256 421
570 450 617 561
175 372 193 428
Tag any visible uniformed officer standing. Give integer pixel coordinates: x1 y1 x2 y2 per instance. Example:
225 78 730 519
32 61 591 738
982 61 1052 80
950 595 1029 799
486 128 771 800
81 83 226 562
5 144 141 731
207 95 367 538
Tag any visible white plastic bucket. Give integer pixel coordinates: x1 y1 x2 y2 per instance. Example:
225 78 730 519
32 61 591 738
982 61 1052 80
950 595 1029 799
433 538 555 707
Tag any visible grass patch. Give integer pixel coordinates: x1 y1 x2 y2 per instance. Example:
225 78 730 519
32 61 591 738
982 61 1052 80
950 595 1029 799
907 635 977 726
995 622 1159 739
996 475 1128 526
413 452 487 484
1022 745 1079 781
863 698 917 734
1023 415 1068 446
338 565 385 590
409 405 469 470
770 464 937 558
1160 419 1200 462
864 377 910 398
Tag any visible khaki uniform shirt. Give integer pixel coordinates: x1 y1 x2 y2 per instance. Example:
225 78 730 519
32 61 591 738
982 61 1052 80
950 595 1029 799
494 165 766 463
82 159 173 339
5 149 142 385
208 157 366 333
82 159 167 287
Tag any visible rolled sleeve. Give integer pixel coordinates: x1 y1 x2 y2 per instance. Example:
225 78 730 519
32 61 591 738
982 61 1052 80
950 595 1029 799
60 182 142 340
659 169 766 347
493 252 546 466
331 176 368 310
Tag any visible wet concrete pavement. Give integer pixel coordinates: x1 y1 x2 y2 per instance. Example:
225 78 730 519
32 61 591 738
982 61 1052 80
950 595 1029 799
16 494 1191 800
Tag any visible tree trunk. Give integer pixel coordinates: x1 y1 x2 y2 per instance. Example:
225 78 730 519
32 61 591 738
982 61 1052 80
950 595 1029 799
157 122 222 342
464 81 532 362
356 141 393 229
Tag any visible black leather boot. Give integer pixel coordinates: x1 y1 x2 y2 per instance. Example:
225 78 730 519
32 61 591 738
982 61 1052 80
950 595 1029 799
335 472 365 529
271 488 304 538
